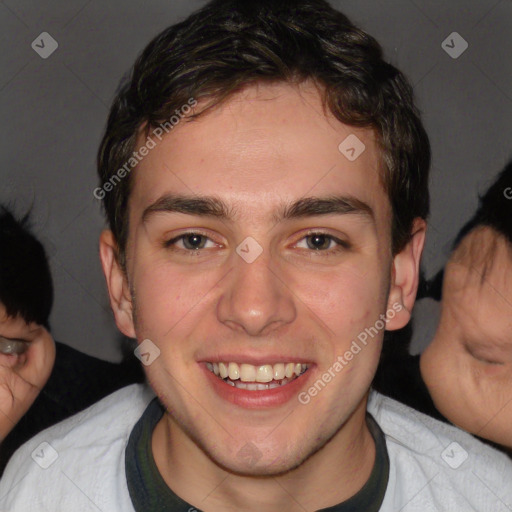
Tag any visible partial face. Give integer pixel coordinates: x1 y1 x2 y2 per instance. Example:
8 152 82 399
0 303 55 440
0 304 51 363
103 82 415 475
423 227 512 448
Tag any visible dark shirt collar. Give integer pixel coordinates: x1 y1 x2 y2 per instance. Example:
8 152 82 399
126 398 389 511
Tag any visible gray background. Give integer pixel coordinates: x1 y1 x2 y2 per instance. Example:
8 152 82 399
1 1 511 362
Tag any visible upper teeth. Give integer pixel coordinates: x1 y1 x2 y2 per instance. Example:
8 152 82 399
206 362 308 383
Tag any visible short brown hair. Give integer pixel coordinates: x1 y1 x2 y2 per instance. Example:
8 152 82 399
97 0 430 267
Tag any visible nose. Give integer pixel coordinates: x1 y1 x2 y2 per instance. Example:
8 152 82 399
217 250 296 336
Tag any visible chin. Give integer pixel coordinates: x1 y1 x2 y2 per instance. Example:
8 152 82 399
195 433 304 476
215 451 306 478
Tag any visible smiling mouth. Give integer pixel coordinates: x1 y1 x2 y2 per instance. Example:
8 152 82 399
205 361 310 390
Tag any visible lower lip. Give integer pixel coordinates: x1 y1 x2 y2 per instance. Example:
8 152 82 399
201 364 314 408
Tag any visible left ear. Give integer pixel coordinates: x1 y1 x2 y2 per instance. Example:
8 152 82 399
386 218 426 330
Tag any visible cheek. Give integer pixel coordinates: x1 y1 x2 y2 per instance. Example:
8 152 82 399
131 258 215 339
294 263 389 338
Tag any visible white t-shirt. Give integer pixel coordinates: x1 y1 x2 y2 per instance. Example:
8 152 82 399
0 384 511 511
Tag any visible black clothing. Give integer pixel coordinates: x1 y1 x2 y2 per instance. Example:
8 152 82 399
373 353 446 423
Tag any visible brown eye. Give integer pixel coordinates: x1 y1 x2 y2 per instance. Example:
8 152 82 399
181 234 207 250
306 234 332 250
295 232 348 253
165 232 215 251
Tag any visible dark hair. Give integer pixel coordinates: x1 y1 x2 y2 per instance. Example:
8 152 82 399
424 160 512 300
0 206 53 328
98 0 430 266
454 161 512 249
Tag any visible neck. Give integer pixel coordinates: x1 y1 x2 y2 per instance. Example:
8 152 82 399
152 399 376 512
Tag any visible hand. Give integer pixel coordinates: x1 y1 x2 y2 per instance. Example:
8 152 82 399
0 312 55 441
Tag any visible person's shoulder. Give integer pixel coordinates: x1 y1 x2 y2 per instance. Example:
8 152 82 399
369 390 512 511
53 341 144 385
49 341 143 399
0 383 154 512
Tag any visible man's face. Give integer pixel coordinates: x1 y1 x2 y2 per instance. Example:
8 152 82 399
105 82 411 474
423 227 512 448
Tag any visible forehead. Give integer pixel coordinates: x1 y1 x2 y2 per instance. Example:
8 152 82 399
446 228 512 334
130 82 389 225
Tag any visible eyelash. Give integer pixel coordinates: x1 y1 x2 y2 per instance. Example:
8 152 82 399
464 344 505 366
163 231 350 256
473 355 504 366
295 231 350 255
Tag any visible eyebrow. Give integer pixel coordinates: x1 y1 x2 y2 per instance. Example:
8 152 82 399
142 194 374 224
